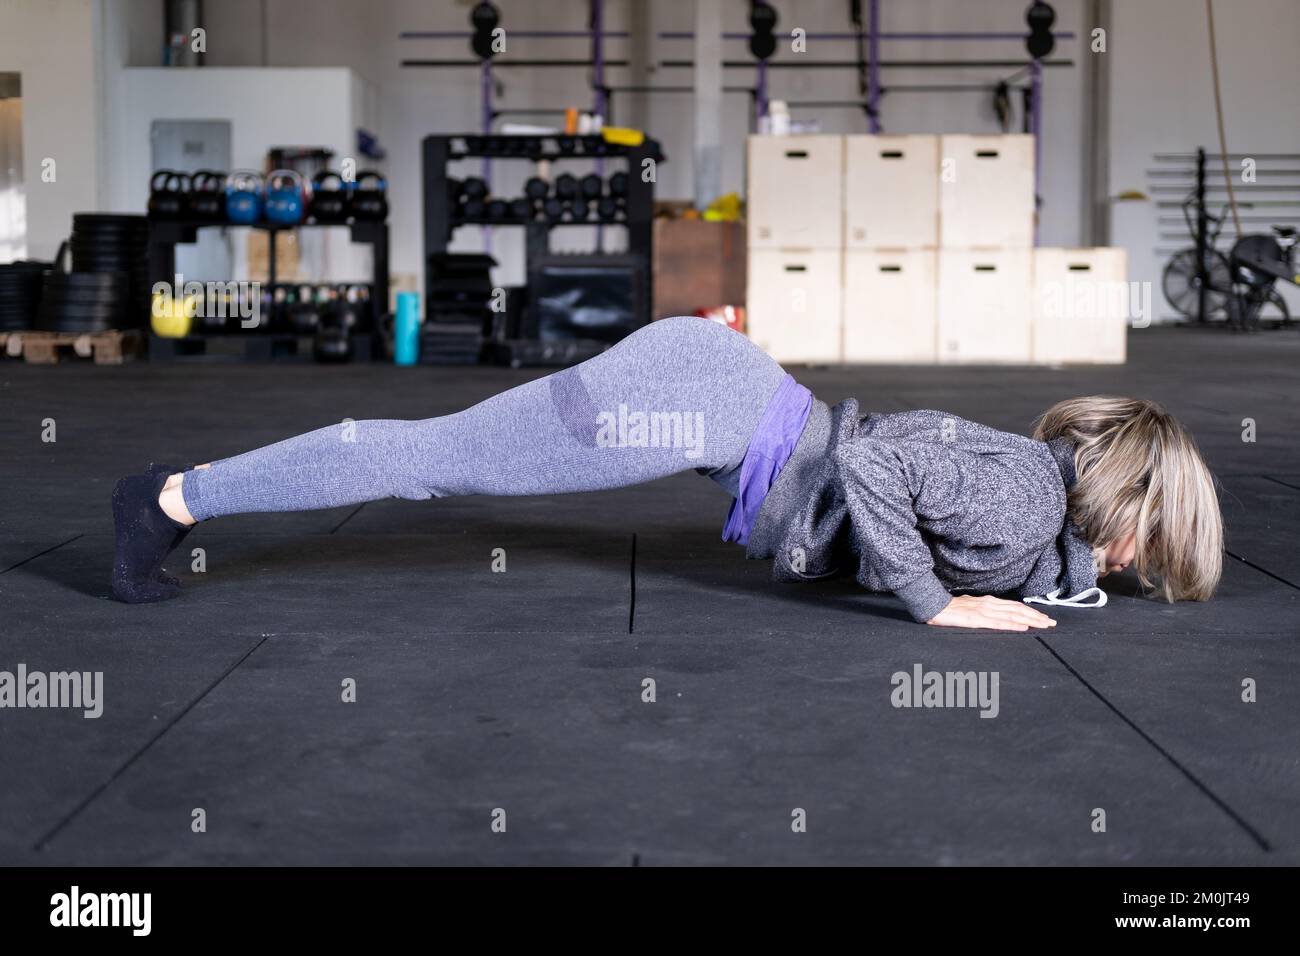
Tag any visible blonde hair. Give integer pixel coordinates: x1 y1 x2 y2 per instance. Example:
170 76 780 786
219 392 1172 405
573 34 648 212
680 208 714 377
1033 396 1222 602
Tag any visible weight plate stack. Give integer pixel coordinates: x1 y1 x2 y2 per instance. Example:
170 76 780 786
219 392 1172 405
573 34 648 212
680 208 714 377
0 259 51 331
69 214 150 327
36 268 129 334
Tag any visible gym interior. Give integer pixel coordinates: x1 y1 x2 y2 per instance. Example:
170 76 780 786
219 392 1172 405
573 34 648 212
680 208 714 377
1 0 1297 883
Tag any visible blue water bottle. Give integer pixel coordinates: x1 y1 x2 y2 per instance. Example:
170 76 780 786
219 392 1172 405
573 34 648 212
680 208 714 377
394 291 420 366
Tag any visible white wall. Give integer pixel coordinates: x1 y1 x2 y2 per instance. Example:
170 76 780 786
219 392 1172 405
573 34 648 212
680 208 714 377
1108 0 1300 320
0 0 100 259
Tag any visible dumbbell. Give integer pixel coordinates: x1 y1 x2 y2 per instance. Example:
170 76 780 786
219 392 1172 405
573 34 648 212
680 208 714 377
597 196 619 221
580 173 603 201
462 198 486 219
554 173 578 201
462 177 489 201
608 171 629 198
542 197 565 222
486 199 509 221
570 199 593 222
509 197 533 221
524 177 549 201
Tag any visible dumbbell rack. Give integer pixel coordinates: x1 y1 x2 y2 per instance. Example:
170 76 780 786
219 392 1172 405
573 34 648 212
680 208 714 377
146 219 389 362
421 134 656 344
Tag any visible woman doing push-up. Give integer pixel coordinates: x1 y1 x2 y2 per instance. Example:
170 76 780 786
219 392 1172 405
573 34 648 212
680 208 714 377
111 316 1223 631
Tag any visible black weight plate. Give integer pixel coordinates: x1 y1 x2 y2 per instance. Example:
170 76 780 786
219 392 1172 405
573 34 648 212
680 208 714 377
38 300 125 317
41 288 127 305
35 315 118 333
37 302 123 319
43 288 127 304
70 232 147 244
73 213 146 225
40 296 127 312
43 293 125 310
69 258 140 272
70 233 147 248
71 224 147 236
69 254 140 268
41 290 127 306
46 271 128 288
70 247 145 261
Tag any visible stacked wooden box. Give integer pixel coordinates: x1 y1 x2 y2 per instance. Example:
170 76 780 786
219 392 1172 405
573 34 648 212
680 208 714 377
936 134 1035 363
744 135 844 364
744 133 1128 365
844 134 939 362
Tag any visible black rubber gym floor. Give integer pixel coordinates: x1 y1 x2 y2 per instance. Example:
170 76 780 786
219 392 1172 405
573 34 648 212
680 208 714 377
1 326 1296 866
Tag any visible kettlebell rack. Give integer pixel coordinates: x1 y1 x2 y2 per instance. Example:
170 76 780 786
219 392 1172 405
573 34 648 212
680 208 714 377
146 219 389 363
422 133 658 360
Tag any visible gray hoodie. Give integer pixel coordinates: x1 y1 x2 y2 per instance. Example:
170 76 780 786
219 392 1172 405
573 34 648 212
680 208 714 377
745 399 1100 622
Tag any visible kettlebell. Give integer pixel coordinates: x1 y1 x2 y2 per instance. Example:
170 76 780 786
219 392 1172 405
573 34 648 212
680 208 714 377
187 170 226 221
351 171 389 221
148 171 189 219
264 169 307 226
310 170 349 223
150 291 195 338
288 283 321 332
334 285 367 331
269 285 291 330
313 324 352 363
225 170 264 225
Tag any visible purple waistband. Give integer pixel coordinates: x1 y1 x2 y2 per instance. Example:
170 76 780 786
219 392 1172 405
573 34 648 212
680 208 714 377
722 373 814 546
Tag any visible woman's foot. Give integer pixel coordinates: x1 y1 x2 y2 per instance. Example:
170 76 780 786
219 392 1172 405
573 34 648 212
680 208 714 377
111 469 191 603
145 462 194 586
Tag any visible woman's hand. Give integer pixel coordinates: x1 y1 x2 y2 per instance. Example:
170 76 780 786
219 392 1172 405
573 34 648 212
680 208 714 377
926 594 1056 631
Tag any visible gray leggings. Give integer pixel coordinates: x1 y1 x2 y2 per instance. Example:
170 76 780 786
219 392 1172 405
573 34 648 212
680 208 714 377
181 316 788 522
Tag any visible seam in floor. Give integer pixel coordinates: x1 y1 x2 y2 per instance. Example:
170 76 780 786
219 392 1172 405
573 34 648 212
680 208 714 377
1263 476 1300 493
1225 549 1300 591
32 635 271 853
328 503 367 534
0 534 84 575
1033 634 1273 853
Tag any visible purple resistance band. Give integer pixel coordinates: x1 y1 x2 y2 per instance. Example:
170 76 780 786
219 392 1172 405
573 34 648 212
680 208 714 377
721 373 814 546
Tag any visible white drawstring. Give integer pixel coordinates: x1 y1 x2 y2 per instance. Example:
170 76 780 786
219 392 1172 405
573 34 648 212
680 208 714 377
1024 587 1108 608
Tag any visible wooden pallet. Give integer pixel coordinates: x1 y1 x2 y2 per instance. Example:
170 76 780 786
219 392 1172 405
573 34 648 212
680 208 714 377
13 329 144 365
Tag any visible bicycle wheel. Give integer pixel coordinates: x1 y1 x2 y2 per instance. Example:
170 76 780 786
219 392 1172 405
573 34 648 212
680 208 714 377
1262 288 1292 327
1162 248 1232 320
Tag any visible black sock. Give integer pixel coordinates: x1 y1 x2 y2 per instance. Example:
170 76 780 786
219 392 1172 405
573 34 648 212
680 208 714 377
146 462 196 586
111 469 190 603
